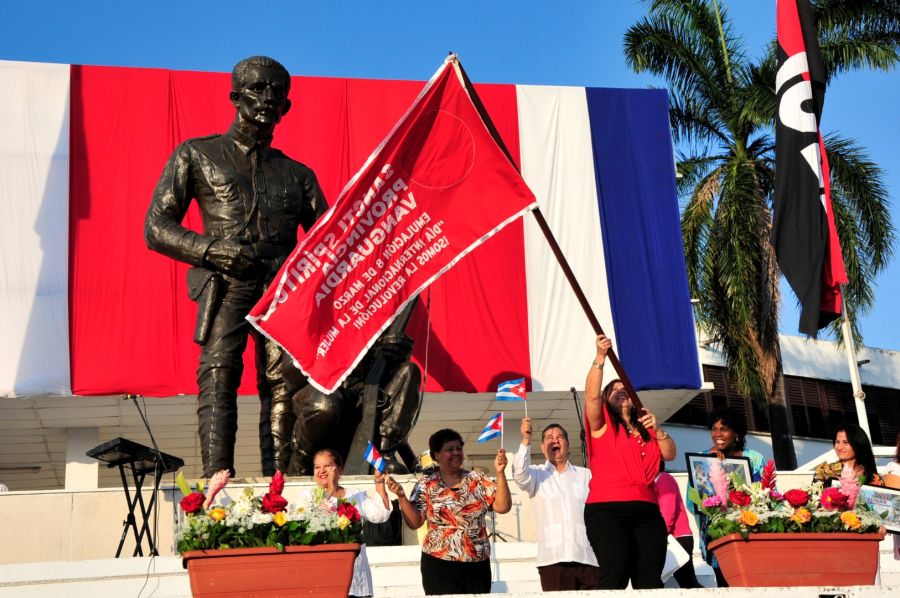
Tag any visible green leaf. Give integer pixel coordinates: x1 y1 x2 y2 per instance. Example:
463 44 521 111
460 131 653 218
174 471 192 497
688 486 703 508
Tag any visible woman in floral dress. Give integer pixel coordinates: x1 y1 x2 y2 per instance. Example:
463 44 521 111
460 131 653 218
387 428 511 595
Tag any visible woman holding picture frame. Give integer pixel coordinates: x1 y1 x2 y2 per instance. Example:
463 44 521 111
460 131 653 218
692 406 767 587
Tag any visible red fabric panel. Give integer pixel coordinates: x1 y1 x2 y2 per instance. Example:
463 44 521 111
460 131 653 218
69 65 529 396
408 83 530 392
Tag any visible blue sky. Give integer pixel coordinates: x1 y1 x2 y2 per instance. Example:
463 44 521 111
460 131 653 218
2 0 897 350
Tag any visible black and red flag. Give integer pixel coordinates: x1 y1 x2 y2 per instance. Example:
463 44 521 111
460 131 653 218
772 0 847 337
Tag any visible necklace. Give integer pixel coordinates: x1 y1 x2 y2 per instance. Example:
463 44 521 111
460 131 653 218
629 428 647 456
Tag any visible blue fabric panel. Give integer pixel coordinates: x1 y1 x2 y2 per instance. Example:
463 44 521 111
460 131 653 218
585 88 701 390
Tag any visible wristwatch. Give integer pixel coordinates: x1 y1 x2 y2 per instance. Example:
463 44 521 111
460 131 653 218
656 429 669 441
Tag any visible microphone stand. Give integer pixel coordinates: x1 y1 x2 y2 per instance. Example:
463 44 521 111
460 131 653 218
570 387 587 467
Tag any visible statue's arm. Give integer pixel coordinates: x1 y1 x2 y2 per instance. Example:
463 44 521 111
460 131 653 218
299 169 328 232
144 144 215 266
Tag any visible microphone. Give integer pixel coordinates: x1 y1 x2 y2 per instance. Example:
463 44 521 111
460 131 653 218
570 386 576 393
123 393 141 401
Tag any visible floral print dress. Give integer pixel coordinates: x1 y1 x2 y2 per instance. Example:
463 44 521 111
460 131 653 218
411 469 497 562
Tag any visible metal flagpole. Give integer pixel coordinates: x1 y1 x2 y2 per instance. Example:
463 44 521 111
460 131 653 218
839 285 870 437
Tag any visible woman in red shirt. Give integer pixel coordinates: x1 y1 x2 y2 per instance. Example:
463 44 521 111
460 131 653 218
584 334 677 589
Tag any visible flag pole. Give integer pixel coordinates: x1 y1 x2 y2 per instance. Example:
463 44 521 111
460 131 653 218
452 58 644 410
501 412 504 451
839 286 871 437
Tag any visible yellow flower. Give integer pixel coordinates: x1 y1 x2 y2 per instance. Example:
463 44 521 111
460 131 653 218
337 515 351 530
209 507 227 522
790 507 811 524
840 511 861 529
739 510 759 526
272 511 287 527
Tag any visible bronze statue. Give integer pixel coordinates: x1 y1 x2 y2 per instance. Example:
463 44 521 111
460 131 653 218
284 302 423 475
146 55 424 478
145 56 327 477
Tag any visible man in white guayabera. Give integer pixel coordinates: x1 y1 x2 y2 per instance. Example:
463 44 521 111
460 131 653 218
513 418 600 591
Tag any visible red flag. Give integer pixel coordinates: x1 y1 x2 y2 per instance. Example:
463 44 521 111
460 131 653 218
773 0 847 337
248 57 537 392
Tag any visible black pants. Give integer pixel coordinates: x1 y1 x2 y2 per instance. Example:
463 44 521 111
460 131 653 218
584 501 667 589
197 276 290 476
672 535 702 588
420 552 491 595
537 562 600 591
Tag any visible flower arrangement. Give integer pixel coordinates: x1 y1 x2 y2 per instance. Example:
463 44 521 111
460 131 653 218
690 460 885 540
175 470 363 553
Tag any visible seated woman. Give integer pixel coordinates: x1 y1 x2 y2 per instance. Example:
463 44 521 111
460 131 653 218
693 406 767 587
814 423 883 486
387 428 511 595
304 448 392 598
583 334 677 590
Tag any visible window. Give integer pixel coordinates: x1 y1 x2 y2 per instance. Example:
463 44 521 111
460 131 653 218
668 366 899 445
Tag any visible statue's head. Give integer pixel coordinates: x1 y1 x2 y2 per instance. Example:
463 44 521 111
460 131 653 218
230 56 292 129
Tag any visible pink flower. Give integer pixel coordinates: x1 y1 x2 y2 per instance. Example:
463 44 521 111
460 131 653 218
769 490 783 501
709 461 729 503
840 464 861 508
203 469 231 509
702 496 724 508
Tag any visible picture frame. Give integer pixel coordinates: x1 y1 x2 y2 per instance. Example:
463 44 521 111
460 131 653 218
684 452 752 497
858 484 900 533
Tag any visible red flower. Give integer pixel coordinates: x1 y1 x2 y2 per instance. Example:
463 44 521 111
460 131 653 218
820 487 850 511
180 491 206 514
337 501 360 523
269 470 285 496
728 490 751 507
760 460 777 490
783 489 810 508
262 493 288 513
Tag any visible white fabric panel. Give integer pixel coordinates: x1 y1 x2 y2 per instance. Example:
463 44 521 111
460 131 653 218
517 86 618 391
0 61 71 397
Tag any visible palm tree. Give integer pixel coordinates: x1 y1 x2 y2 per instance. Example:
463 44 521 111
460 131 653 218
624 0 898 468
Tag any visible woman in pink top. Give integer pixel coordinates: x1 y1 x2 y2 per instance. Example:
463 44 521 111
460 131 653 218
655 463 701 588
584 334 677 589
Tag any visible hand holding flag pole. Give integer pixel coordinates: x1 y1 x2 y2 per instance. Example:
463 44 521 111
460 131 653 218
496 377 527 418
478 412 504 451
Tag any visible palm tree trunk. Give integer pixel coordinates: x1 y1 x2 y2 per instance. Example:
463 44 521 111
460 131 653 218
767 362 797 470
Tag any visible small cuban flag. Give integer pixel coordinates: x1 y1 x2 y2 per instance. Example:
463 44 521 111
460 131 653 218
478 412 503 444
496 377 527 416
364 441 386 473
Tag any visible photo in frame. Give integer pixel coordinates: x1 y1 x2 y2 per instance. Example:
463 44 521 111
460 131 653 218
684 452 752 497
858 484 900 533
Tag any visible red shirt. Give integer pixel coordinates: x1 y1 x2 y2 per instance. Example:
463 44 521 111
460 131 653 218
586 404 660 504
